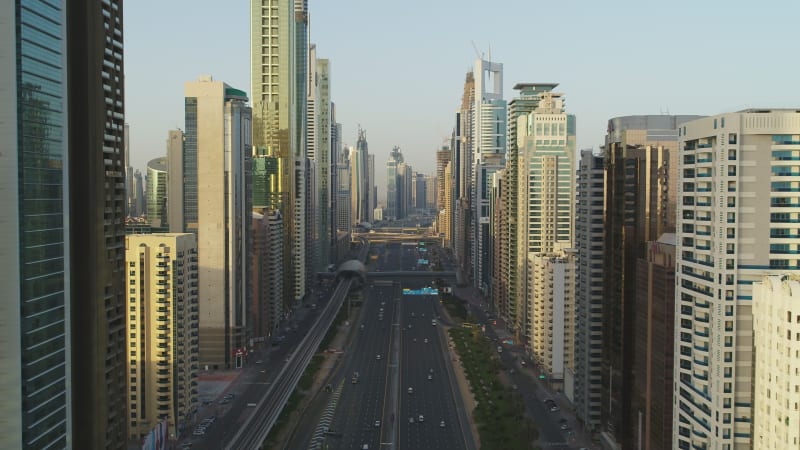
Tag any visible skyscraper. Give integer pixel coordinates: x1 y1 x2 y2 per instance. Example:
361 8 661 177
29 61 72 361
386 146 404 219
442 161 454 247
2 3 72 447
167 129 185 233
146 156 168 228
251 0 306 304
503 83 557 338
125 233 199 440
515 88 576 384
633 234 675 450
574 149 605 432
184 76 252 370
315 57 332 269
472 59 506 293
67 1 128 446
351 129 372 225
752 275 800 449
336 145 352 234
436 143 451 211
601 115 696 448
251 210 284 340
673 110 800 449
454 73 475 277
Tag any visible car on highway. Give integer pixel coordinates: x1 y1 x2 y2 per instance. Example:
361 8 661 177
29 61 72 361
408 324 412 329
418 414 424 422
376 354 381 360
374 420 381 427
440 420 445 428
407 387 414 394
427 374 432 380
409 416 414 423
424 338 428 343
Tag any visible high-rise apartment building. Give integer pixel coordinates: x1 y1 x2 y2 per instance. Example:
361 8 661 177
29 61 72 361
251 210 284 340
574 149 605 431
184 76 252 369
454 74 475 275
502 83 558 338
68 1 128 446
752 275 800 449
425 175 436 211
516 89 576 356
125 234 199 441
632 234 675 450
442 161 454 246
528 247 576 383
490 169 509 321
472 59 506 294
436 143 451 211
674 110 800 449
146 156 168 228
601 115 696 448
251 0 306 304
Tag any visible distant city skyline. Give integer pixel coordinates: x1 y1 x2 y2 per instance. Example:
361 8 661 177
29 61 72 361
125 0 800 201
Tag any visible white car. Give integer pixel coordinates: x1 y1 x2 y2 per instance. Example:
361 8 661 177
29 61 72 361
376 354 381 360
374 420 381 428
440 420 445 428
424 338 428 344
427 374 432 380
408 387 414 394
418 414 424 422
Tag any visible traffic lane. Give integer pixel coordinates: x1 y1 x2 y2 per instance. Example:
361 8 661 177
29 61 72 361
401 299 459 450
328 285 395 450
399 296 464 450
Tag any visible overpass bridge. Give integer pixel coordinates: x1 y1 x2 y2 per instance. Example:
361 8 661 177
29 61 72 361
367 270 456 280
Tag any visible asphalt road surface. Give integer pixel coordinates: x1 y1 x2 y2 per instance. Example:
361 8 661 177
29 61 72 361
316 242 470 450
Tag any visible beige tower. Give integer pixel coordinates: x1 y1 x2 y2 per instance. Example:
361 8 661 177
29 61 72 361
125 233 199 440
185 76 252 369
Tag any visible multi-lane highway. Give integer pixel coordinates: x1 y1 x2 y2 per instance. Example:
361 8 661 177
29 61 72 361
398 290 466 450
303 242 473 450
320 282 397 450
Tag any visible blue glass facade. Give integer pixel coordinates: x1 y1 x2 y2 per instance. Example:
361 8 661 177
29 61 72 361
16 1 69 447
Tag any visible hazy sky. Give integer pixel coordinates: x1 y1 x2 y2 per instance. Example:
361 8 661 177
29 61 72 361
126 0 800 203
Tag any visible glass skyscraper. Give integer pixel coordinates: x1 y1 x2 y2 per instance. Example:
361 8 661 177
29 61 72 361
2 1 128 447
1 2 70 448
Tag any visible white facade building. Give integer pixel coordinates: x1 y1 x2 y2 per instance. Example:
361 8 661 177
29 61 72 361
752 274 800 449
527 247 576 382
674 110 800 449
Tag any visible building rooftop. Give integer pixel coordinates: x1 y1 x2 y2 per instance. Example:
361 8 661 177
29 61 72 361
513 82 559 91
